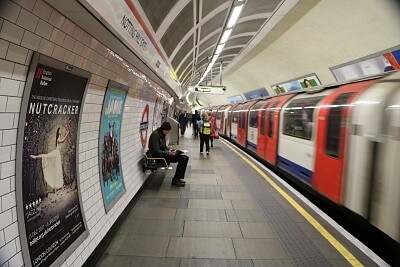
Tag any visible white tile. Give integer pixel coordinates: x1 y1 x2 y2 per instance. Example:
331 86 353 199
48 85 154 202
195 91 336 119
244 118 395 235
0 240 16 266
11 64 28 81
62 35 75 51
1 161 15 179
8 251 23 267
0 230 5 248
10 145 15 161
21 30 41 51
17 82 24 97
4 222 18 242
32 0 52 21
49 27 65 45
0 96 7 112
62 18 76 35
6 97 21 113
81 32 92 47
35 19 53 39
72 41 84 55
6 44 26 66
0 209 12 229
25 50 33 65
1 191 15 210
0 20 24 44
0 177 11 196
37 38 54 56
2 130 17 146
12 0 36 11
48 9 65 29
0 59 14 79
11 207 16 222
63 50 75 65
0 40 9 59
0 0 21 23
0 146 11 163
0 78 19 96
72 26 85 42
16 8 39 32
52 45 66 61
0 114 14 129
12 114 19 128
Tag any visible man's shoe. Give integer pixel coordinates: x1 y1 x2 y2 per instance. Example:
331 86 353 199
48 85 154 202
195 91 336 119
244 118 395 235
206 151 209 155
171 179 185 187
179 179 186 183
211 144 213 147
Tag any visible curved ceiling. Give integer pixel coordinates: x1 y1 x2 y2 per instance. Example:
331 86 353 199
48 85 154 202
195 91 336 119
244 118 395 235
136 0 291 91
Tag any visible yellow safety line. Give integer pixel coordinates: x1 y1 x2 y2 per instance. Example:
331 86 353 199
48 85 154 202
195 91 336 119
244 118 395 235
220 139 363 267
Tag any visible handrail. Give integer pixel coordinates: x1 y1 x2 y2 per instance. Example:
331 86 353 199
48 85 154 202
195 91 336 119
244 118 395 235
143 153 169 168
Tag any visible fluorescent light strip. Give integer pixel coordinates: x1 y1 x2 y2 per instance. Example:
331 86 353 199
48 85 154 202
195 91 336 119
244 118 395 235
215 44 225 54
227 4 244 28
220 28 232 44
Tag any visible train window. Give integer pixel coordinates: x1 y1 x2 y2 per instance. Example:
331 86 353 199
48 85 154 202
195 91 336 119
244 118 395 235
283 96 323 140
232 105 242 123
249 102 265 128
268 101 281 138
325 93 354 158
260 102 272 136
216 109 222 120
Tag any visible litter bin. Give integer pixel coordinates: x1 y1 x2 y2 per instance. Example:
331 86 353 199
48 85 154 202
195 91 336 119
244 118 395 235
167 117 179 145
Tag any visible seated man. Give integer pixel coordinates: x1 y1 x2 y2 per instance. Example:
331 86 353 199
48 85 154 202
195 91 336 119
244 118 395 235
148 122 189 187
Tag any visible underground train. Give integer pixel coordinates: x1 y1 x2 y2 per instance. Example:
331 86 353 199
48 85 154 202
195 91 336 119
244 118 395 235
206 70 400 244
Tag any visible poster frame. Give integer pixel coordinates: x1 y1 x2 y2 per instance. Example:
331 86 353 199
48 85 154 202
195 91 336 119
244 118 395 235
16 52 90 267
98 80 128 213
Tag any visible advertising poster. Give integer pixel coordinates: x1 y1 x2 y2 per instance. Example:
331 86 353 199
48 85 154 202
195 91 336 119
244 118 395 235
18 55 88 267
140 104 149 148
331 48 400 82
99 82 127 212
243 88 269 100
272 74 321 95
227 95 244 103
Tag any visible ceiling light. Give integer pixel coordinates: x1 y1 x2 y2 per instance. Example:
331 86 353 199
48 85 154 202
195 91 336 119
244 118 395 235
186 92 192 105
211 54 219 63
220 29 232 44
227 5 244 28
215 44 225 55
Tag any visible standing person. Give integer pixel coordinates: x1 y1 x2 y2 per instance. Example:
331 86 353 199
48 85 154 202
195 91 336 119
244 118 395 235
199 113 212 155
191 110 201 137
187 112 192 128
178 111 187 135
208 111 217 148
30 120 71 191
148 122 189 187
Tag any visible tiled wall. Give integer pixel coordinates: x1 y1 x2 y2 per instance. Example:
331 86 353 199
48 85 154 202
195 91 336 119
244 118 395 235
0 0 171 266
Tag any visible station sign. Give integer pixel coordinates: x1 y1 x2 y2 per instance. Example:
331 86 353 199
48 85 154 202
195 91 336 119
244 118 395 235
188 86 226 95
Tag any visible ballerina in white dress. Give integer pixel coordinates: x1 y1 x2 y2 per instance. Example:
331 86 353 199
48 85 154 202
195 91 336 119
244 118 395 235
31 121 70 189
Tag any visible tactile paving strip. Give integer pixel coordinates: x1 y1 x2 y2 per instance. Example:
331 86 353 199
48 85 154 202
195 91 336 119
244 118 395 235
224 147 333 267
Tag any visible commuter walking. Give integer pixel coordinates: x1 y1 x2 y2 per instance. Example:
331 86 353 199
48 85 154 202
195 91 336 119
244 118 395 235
199 113 212 155
178 111 188 135
208 111 218 147
191 110 201 137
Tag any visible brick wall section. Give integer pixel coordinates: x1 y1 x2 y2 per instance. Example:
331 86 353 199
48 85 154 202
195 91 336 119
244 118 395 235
0 0 172 266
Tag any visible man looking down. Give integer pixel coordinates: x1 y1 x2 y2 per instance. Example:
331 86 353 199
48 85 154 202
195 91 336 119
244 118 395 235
148 122 189 187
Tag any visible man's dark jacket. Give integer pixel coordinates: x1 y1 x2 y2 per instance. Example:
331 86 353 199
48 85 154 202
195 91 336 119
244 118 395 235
148 128 169 157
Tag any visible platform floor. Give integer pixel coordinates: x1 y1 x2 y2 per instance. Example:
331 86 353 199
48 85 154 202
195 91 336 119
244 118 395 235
96 127 377 267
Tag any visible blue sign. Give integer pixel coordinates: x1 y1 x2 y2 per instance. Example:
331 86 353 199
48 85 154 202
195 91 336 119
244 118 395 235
243 88 269 100
227 95 244 103
99 85 127 212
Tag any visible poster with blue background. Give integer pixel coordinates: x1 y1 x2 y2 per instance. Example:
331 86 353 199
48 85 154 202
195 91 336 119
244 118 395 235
99 82 127 212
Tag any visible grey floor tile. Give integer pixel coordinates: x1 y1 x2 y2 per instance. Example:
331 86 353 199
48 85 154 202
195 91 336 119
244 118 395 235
136 198 188 209
297 222 323 239
180 259 253 267
239 222 276 238
167 237 236 259
226 209 267 222
188 199 233 209
108 235 170 257
141 190 182 199
191 173 222 180
175 208 227 221
180 191 222 199
191 169 215 174
329 259 353 267
119 219 184 236
217 178 243 185
252 259 295 267
231 200 259 210
185 178 218 185
96 255 180 267
311 238 346 260
129 207 176 220
221 192 252 200
233 239 289 259
183 221 242 238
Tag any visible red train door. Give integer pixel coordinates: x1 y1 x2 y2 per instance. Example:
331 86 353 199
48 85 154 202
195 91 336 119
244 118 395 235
257 101 273 159
238 101 257 147
313 80 377 202
264 94 294 165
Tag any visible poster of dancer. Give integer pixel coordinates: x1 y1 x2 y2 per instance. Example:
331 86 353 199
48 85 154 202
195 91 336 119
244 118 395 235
99 81 127 212
17 54 89 267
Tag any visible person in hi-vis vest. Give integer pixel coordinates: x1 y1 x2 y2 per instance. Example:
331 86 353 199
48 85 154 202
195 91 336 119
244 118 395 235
198 113 212 155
